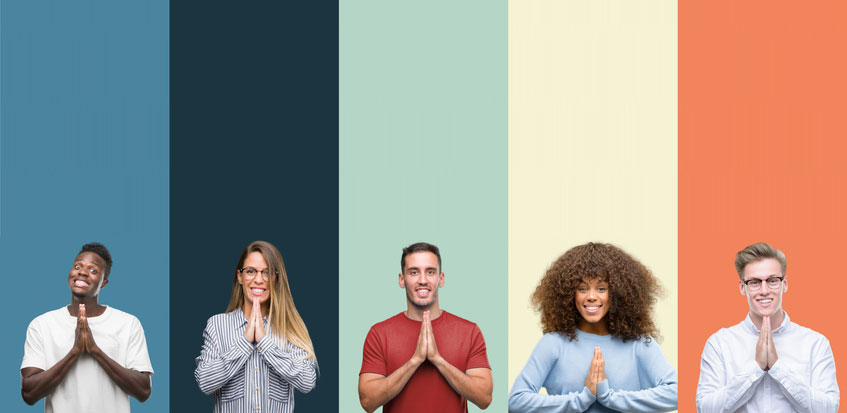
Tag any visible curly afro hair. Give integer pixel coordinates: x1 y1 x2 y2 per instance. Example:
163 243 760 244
531 242 661 342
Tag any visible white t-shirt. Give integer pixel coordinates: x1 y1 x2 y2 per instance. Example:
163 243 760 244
21 306 154 413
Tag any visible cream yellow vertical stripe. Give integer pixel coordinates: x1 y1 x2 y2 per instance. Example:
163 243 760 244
508 0 678 403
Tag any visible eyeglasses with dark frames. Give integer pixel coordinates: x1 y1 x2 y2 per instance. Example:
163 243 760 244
742 276 785 292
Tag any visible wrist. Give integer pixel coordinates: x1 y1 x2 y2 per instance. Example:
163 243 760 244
410 354 426 366
428 354 445 367
88 344 104 358
69 346 83 358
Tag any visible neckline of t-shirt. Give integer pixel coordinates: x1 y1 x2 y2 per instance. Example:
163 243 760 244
64 305 112 324
400 310 449 324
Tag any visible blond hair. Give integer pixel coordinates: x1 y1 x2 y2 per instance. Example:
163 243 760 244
227 241 315 359
734 242 786 280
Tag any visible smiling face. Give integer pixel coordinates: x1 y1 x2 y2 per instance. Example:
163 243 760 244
575 277 610 334
399 251 444 310
238 251 271 305
740 258 787 319
68 252 108 298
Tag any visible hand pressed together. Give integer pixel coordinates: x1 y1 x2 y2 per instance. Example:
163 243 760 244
584 346 606 396
411 310 442 365
755 315 778 370
72 304 100 356
244 297 266 343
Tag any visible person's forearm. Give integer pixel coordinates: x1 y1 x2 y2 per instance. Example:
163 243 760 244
430 356 492 409
21 349 81 405
597 381 677 412
359 359 421 412
89 346 152 402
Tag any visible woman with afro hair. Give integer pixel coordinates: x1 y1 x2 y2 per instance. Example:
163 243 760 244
509 243 677 412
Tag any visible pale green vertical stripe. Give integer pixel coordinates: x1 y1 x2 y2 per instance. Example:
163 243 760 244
339 1 507 411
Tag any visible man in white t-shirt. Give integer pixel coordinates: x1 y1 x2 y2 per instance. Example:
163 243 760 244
21 242 154 413
696 242 839 412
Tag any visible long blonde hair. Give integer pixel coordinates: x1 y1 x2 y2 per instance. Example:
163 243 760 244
226 241 316 359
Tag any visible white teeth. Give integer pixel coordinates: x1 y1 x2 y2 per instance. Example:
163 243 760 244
251 288 265 295
74 280 89 287
758 299 772 303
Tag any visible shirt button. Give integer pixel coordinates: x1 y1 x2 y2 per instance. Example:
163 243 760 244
254 368 258 371
256 387 260 391
259 347 262 350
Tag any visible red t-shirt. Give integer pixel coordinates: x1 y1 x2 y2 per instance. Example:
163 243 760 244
360 311 490 413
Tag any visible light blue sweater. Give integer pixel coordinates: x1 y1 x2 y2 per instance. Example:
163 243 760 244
509 330 678 413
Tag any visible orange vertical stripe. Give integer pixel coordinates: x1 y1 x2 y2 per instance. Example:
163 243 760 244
680 1 847 411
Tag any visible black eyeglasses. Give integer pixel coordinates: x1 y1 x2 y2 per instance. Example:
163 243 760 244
742 276 785 292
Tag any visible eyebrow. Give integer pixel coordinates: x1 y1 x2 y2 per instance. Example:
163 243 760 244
74 260 102 269
406 266 438 272
745 274 781 280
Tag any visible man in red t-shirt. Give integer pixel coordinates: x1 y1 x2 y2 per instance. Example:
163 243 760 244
358 242 493 413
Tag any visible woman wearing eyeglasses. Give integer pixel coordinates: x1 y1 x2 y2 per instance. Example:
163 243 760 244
509 243 677 413
195 240 317 413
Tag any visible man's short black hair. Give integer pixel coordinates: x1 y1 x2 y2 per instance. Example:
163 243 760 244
79 242 113 276
401 242 441 272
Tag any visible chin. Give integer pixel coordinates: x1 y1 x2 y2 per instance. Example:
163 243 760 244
410 299 434 309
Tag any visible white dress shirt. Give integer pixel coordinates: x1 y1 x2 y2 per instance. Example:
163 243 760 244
697 312 839 413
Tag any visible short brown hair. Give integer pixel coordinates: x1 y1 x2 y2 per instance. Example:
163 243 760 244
401 242 441 272
734 242 786 280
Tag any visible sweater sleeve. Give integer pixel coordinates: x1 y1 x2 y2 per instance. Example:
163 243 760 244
509 334 596 413
595 339 677 412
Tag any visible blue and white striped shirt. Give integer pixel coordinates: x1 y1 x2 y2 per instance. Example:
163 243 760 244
195 309 317 413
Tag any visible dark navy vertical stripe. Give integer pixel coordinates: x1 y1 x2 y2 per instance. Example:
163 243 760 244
170 1 339 411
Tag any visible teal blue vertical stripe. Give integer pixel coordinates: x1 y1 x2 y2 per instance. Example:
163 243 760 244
1 1 169 411
339 1 507 411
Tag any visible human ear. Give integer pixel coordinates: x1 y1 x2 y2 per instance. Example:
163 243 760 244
398 273 405 288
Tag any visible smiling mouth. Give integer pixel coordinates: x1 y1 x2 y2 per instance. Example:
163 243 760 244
73 279 90 288
757 298 773 305
583 305 601 314
250 288 266 296
415 288 431 298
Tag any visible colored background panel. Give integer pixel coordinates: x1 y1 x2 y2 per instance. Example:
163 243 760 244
680 2 847 411
509 0 678 407
0 1 169 411
169 1 338 411
339 0 507 411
